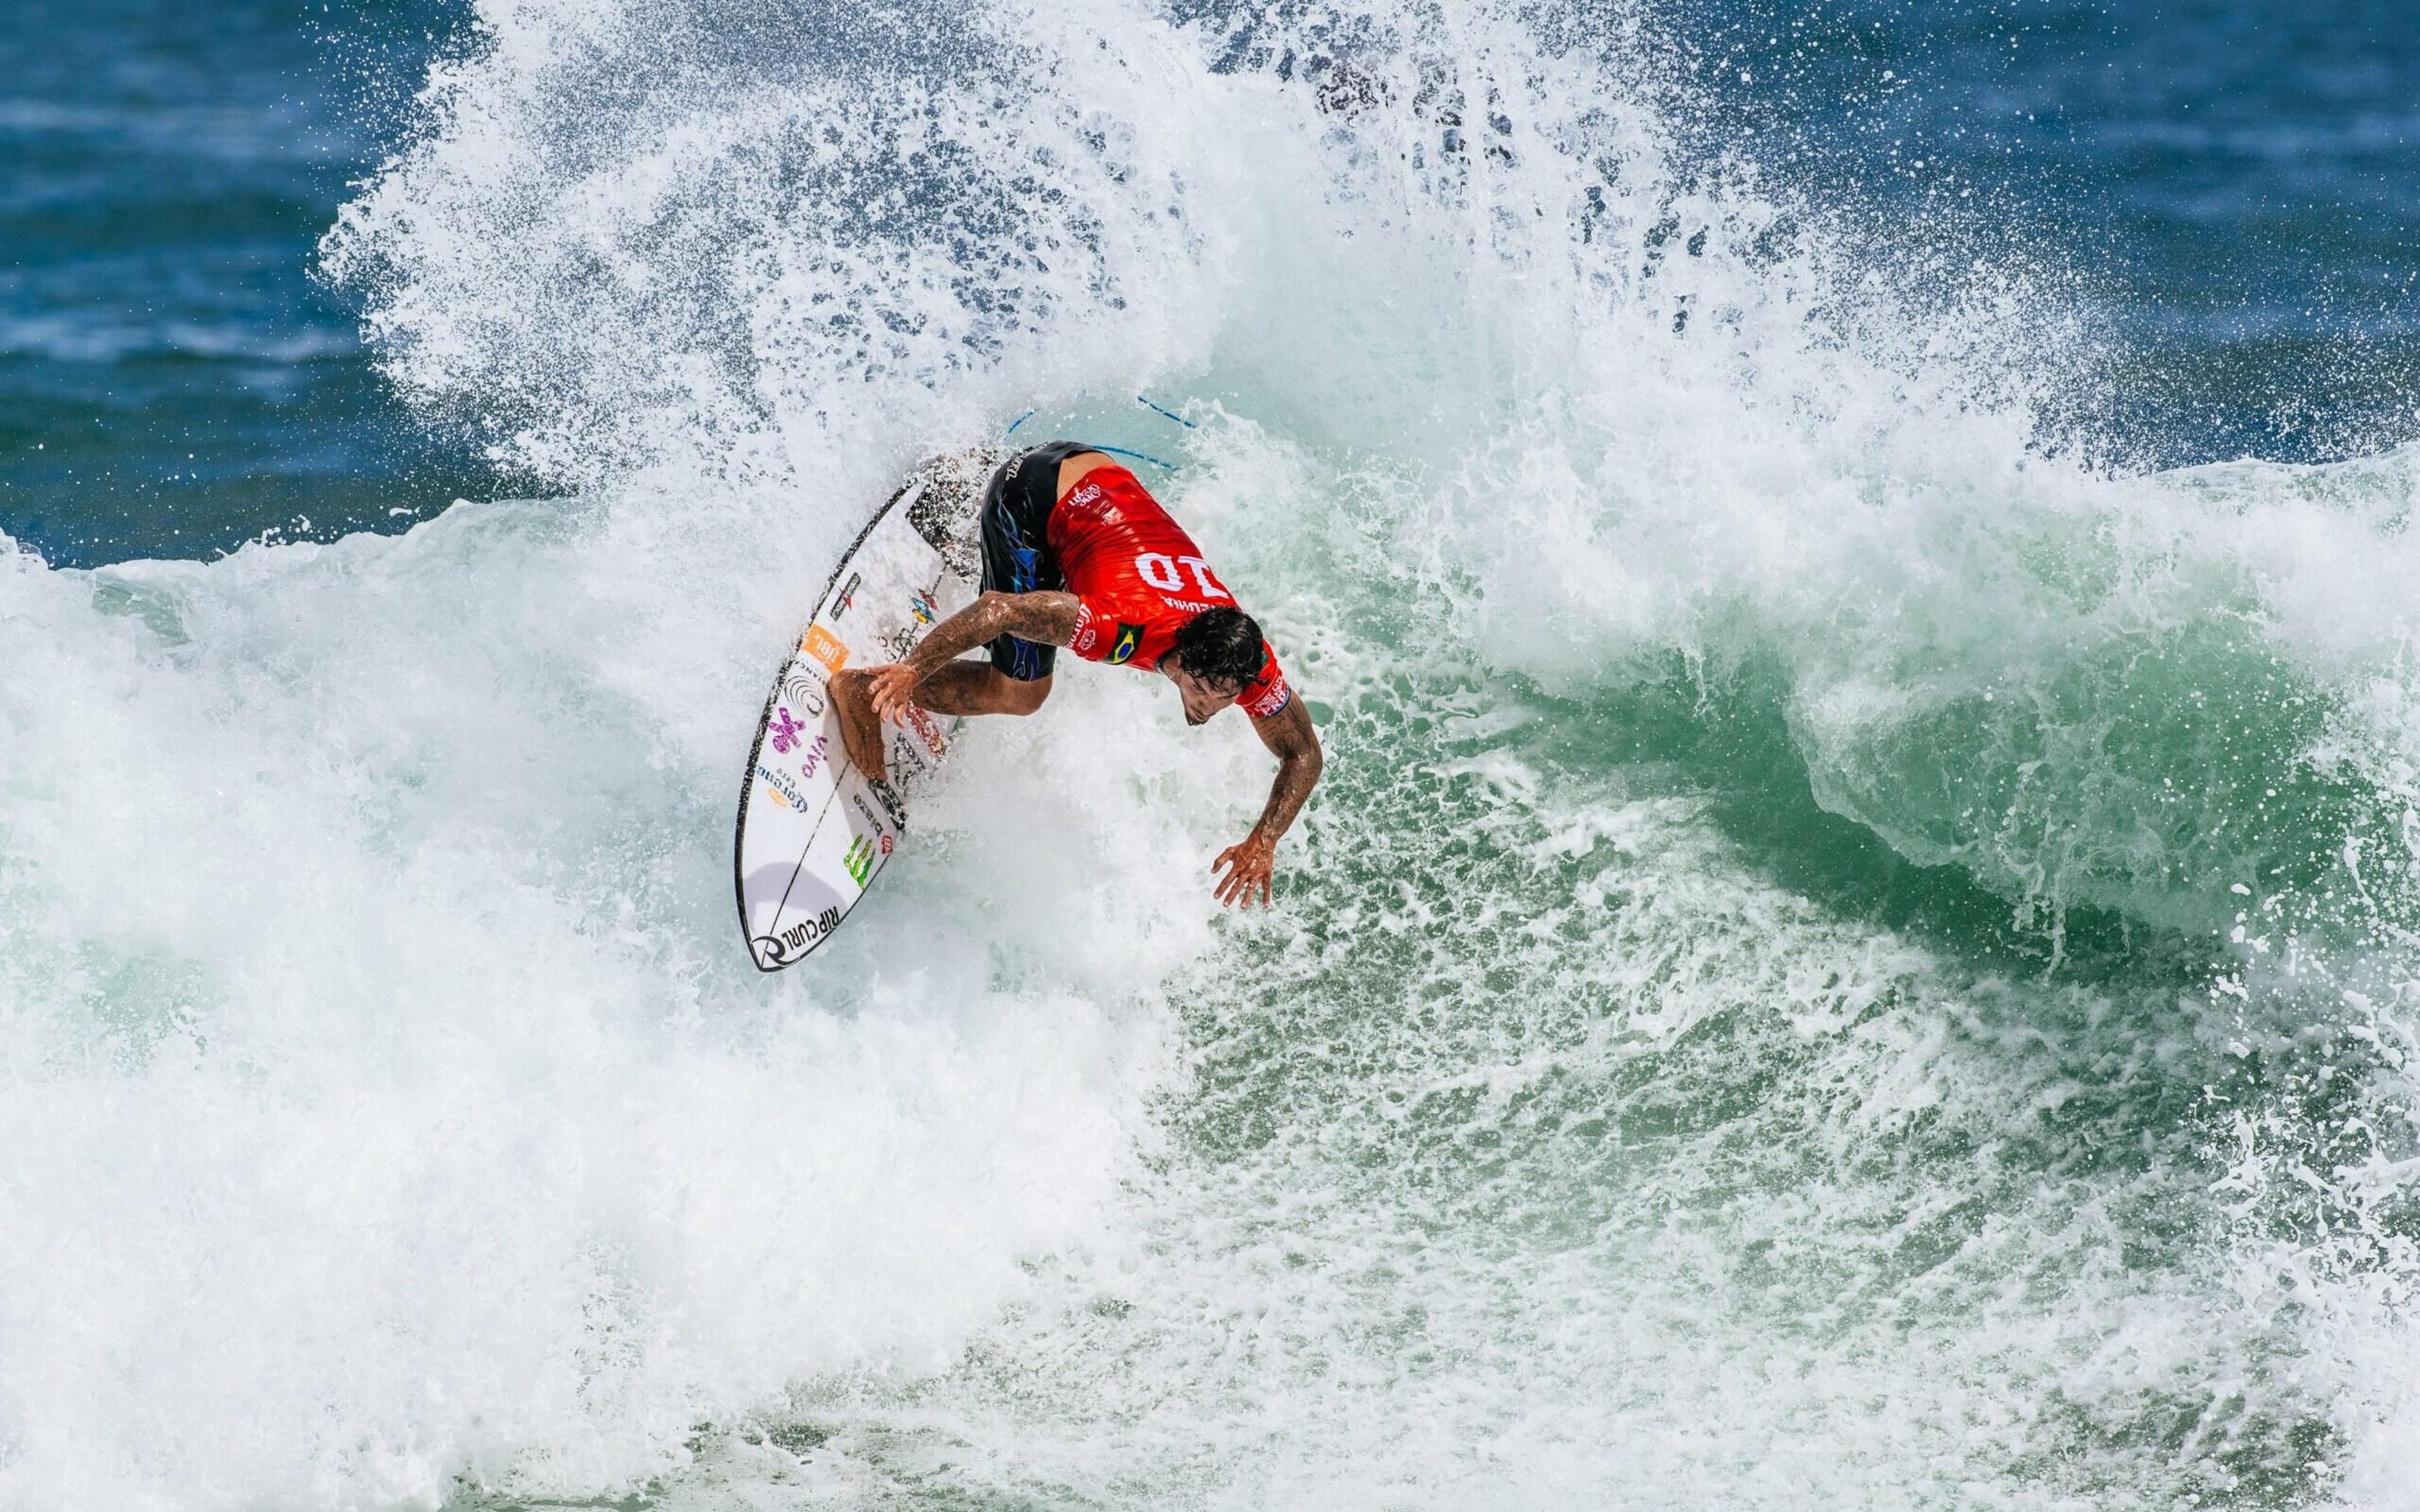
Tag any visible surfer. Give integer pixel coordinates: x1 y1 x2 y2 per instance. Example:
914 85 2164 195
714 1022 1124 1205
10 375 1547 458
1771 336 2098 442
833 442 1323 907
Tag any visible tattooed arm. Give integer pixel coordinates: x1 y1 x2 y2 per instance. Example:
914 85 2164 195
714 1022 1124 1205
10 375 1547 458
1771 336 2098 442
861 590 1080 721
1213 692 1324 907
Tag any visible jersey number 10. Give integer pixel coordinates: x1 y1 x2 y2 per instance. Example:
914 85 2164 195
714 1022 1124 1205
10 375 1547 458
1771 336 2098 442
1136 553 1230 599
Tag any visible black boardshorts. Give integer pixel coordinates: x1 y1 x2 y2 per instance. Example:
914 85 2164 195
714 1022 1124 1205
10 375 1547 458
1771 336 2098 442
979 440 1095 682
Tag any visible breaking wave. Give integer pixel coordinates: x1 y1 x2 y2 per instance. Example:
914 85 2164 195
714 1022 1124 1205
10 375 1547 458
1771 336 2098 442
4 0 2420 1505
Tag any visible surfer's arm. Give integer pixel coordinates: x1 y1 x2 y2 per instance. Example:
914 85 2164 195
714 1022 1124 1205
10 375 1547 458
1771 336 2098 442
865 590 1080 720
1213 694 1323 908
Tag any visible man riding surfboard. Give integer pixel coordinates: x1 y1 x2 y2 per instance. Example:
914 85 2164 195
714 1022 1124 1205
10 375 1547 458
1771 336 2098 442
833 442 1324 907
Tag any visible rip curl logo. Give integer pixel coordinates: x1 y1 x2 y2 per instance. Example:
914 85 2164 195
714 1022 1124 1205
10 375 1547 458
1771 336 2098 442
768 706 806 753
1106 622 1145 666
756 905 843 967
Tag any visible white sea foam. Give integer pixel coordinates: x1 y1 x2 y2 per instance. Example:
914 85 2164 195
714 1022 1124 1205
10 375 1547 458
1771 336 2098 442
0 486 1238 1505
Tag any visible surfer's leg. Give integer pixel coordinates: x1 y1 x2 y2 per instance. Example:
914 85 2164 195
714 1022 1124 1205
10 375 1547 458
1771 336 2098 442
833 662 1043 775
977 442 1084 686
912 662 1052 716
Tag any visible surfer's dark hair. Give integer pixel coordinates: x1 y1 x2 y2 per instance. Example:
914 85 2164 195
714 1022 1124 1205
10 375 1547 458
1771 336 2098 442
1171 607 1266 691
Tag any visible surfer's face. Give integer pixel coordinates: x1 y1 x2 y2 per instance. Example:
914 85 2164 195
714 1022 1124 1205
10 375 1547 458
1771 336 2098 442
1164 664 1242 726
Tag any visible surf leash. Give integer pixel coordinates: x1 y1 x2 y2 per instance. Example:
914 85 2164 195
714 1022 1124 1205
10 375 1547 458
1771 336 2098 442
1136 394 1197 428
1000 406 1178 469
1092 444 1178 471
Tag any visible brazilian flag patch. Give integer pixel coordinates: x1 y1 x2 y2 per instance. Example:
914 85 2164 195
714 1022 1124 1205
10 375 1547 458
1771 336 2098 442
1106 622 1146 665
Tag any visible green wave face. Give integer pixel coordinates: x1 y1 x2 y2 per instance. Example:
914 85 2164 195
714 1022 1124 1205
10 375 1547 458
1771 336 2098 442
729 431 2417 1506
648 427 2409 1504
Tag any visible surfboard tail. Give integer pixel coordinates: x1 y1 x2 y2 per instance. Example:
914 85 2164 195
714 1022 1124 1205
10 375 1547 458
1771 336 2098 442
897 447 1012 583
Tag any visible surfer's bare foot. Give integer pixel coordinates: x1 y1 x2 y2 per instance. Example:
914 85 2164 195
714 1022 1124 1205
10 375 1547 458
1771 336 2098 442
831 670 888 777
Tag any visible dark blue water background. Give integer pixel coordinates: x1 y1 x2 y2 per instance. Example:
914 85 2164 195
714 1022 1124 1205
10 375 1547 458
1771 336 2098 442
3 0 2414 566
1652 0 2420 466
0 0 476 565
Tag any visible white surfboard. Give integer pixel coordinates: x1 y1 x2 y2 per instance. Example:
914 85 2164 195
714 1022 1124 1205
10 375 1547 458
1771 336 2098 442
734 452 1001 971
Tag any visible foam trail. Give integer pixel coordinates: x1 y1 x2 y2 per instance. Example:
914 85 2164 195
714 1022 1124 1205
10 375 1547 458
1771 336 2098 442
0 491 1233 1504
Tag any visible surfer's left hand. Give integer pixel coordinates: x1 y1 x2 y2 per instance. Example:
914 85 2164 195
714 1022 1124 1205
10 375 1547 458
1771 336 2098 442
862 662 923 723
1212 832 1278 908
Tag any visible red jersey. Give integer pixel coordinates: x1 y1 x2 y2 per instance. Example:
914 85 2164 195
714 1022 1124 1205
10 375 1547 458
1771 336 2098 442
1050 466 1293 719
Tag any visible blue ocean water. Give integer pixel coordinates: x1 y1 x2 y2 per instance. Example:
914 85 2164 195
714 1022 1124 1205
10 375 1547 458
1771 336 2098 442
1655 0 2420 464
0 0 471 565
10 1 2420 1508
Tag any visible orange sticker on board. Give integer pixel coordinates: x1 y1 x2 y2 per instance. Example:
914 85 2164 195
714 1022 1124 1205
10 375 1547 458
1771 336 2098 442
803 624 848 675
